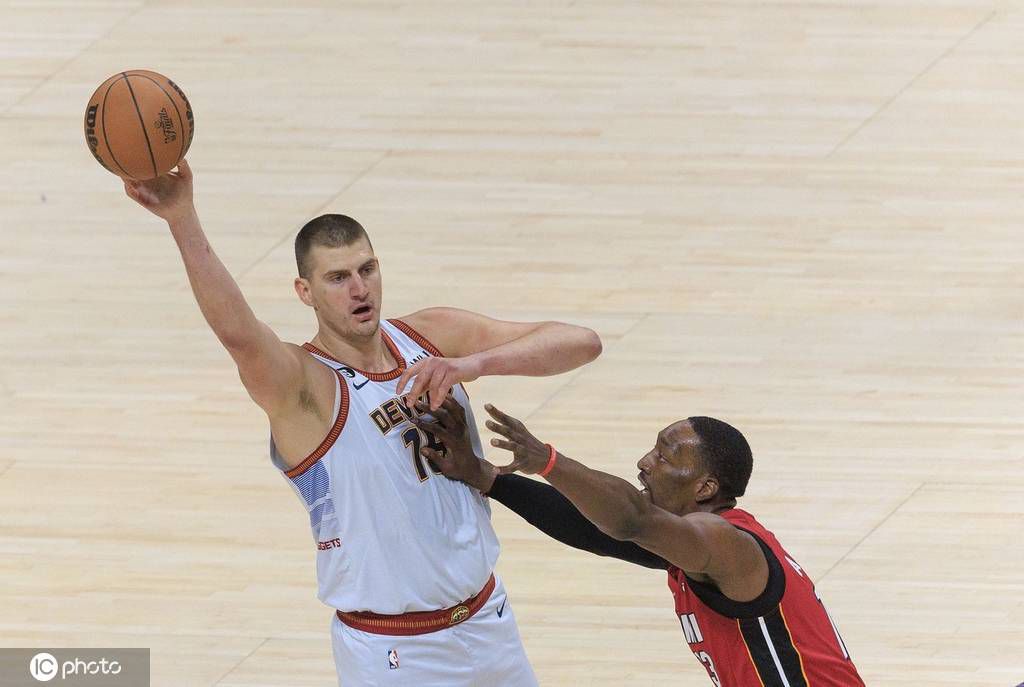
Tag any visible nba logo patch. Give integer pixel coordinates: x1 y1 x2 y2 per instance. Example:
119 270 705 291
388 649 400 670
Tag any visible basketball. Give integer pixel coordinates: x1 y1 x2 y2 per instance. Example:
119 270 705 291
83 70 194 180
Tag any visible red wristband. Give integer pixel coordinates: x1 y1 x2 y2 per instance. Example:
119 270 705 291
538 443 558 478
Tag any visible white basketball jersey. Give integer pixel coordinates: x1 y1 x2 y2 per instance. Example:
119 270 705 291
270 319 500 614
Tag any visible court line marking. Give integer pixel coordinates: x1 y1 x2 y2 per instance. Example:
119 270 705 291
211 636 270 687
816 481 925 583
234 151 392 283
0 3 147 118
828 10 997 157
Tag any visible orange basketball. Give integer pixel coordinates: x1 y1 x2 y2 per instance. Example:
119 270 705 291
84 70 195 180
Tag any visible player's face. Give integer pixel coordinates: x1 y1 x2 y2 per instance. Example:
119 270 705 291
637 421 712 514
299 238 383 339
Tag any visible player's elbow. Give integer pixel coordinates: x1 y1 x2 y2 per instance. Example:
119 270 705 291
581 327 603 362
563 325 601 366
600 517 642 542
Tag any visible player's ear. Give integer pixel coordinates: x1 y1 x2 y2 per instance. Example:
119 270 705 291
695 475 720 503
294 277 314 308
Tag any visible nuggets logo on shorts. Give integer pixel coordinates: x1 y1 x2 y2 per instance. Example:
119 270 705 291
450 605 470 625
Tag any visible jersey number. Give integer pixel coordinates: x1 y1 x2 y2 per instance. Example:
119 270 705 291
695 651 721 687
402 427 446 481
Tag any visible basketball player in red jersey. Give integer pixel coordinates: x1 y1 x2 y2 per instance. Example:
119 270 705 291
415 399 865 686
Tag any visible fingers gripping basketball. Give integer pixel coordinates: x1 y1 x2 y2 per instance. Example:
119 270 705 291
84 70 195 180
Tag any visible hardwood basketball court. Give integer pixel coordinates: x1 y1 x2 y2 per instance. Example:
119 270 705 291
1 2 1022 685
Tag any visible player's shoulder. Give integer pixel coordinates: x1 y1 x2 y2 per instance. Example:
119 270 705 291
683 510 764 553
281 339 322 365
283 340 339 384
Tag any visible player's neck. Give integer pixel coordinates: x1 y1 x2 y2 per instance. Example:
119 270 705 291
312 326 397 373
694 498 736 516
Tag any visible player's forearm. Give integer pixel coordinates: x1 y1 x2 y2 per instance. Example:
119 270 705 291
543 453 652 541
472 322 601 377
168 210 261 350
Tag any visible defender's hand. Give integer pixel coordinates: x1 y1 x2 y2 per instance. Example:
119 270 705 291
412 396 496 492
397 355 483 411
123 159 195 223
485 404 550 475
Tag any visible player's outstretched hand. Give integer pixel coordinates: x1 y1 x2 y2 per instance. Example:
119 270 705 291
396 355 483 411
485 404 550 475
123 159 195 224
412 396 496 492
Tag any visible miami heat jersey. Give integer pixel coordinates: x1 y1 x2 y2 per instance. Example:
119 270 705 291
270 319 500 614
667 509 863 687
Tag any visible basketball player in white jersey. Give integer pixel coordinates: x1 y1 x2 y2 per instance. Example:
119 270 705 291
123 161 603 686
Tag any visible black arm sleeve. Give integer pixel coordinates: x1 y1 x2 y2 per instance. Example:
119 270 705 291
486 474 669 570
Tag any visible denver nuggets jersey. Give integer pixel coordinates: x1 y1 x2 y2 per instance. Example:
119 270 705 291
270 319 500 614
667 509 863 686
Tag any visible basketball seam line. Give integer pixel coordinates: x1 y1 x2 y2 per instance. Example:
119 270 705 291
100 78 133 178
122 72 159 179
128 72 187 164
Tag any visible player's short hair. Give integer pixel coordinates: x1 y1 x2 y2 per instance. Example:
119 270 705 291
295 214 373 278
687 416 753 499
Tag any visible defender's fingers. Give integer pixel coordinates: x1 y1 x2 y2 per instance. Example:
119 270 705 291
484 404 518 426
413 400 442 427
439 394 465 418
430 403 455 430
420 447 450 471
490 437 516 452
485 419 515 439
420 447 443 461
496 459 525 475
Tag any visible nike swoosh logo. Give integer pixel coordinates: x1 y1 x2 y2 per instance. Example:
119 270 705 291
353 380 369 390
496 597 507 618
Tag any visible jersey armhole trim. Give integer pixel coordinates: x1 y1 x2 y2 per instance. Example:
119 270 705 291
389 318 444 357
284 368 350 478
683 527 786 619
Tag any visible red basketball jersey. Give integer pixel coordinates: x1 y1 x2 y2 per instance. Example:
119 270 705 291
667 509 864 686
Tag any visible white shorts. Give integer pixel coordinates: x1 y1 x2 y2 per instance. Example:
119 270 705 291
330 576 538 687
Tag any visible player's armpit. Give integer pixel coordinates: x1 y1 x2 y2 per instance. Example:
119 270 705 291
230 323 311 416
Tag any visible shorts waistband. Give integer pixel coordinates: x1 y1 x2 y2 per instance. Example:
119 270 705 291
336 574 496 636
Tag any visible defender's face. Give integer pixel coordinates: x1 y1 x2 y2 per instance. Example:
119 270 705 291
636 421 711 514
297 238 382 339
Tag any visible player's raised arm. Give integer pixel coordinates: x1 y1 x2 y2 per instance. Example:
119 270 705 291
123 161 305 415
484 405 769 602
395 307 602 409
